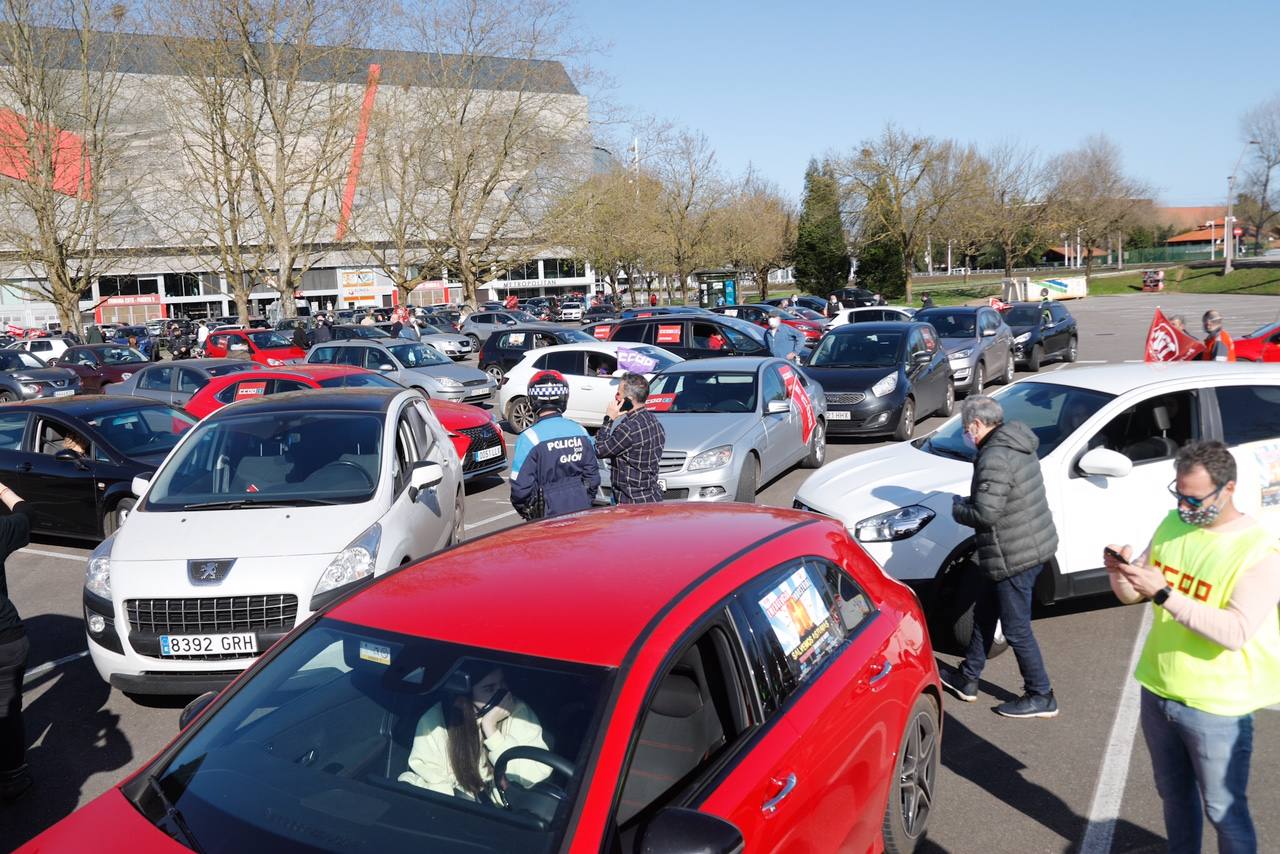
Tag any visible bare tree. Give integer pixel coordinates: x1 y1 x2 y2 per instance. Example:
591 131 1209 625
974 144 1059 277
651 128 724 305
1049 135 1149 280
1239 94 1280 253
713 169 795 301
0 1 132 334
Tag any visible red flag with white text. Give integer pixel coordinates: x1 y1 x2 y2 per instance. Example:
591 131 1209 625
778 364 816 444
1144 308 1205 362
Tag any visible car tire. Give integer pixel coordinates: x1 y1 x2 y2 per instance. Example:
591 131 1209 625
0 390 15 403
506 396 535 433
801 418 826 468
1027 344 1043 372
967 362 984 396
103 497 135 537
996 350 1015 385
484 364 504 382
734 454 758 503
893 397 915 442
882 693 940 854
930 549 1009 658
449 490 465 546
1065 336 1078 363
934 381 954 418
467 334 481 350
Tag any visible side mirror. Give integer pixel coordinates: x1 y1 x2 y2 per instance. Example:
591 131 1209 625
378 363 395 372
131 473 151 497
408 460 444 499
911 350 932 364
641 808 744 854
766 399 790 415
1077 447 1133 479
54 448 81 463
981 327 996 338
179 691 218 730
46 358 57 365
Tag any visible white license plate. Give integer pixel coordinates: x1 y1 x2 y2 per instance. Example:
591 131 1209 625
159 632 257 657
827 410 852 420
474 445 502 462
53 389 75 397
657 479 667 492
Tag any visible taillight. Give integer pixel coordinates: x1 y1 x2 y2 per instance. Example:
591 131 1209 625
499 376 508 387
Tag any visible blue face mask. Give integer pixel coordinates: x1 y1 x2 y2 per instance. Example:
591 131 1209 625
962 431 977 450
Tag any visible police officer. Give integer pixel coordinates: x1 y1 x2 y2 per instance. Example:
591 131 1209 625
509 371 601 520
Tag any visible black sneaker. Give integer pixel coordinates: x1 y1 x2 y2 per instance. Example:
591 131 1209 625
939 665 978 702
995 692 1059 719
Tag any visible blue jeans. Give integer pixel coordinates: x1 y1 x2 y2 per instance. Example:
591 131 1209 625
960 563 1051 696
1140 688 1256 854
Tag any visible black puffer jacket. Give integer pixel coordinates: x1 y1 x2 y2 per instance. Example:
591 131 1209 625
952 421 1058 581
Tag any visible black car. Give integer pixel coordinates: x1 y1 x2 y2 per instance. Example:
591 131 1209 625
581 305 620 324
800 321 953 440
830 287 878 308
477 324 597 379
328 324 394 342
608 314 771 360
0 396 197 539
1004 301 1079 371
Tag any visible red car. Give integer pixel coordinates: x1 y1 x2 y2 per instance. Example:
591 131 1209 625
201 328 306 367
183 365 507 479
50 344 150 393
1233 320 1280 362
21 505 940 854
712 304 825 343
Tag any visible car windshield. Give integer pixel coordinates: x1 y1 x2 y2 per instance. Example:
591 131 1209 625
205 363 262 378
1245 320 1280 338
348 326 389 339
318 373 402 389
115 326 150 338
143 411 384 510
418 324 444 335
648 371 757 413
247 331 293 350
388 343 449 367
89 406 196 458
917 312 975 337
559 329 596 343
506 311 538 323
0 351 46 370
1003 305 1044 326
809 331 905 368
791 307 824 321
130 620 611 854
918 381 1116 462
99 347 147 365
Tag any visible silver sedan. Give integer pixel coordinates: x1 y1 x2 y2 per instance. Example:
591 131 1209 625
417 324 474 360
599 356 827 503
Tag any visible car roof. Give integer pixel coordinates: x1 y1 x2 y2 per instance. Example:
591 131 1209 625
528 341 658 355
661 356 772 373
498 323 566 333
317 337 392 348
1017 362 1280 395
329 504 827 666
150 358 250 370
212 387 404 415
916 306 982 315
5 394 173 417
829 321 921 334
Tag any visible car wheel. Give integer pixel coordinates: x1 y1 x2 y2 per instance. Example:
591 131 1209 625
1026 344 1043 372
801 418 825 468
484 364 504 382
734 454 758 503
935 381 954 417
467 334 481 349
929 548 1009 658
1065 336 1078 363
882 693 940 854
893 397 915 442
996 350 1015 385
103 497 135 537
0 390 15 403
506 397 535 433
968 361 984 396
449 490 465 546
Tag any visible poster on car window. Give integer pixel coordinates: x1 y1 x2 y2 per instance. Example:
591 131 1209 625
235 381 268 400
1251 441 1280 508
592 324 613 341
656 324 682 344
777 364 816 443
645 393 675 412
758 566 836 673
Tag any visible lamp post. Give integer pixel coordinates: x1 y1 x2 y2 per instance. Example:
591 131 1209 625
1206 220 1216 261
1224 140 1260 275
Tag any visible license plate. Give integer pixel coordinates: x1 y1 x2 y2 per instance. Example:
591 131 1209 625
657 478 667 492
54 389 75 397
827 410 852 420
474 445 502 462
159 632 257 657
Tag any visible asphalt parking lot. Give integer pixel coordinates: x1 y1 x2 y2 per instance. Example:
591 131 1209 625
6 292 1280 851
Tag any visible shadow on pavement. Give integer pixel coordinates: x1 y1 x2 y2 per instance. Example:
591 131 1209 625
6 614 133 848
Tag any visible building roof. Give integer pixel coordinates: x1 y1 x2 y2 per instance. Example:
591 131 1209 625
1154 206 1225 231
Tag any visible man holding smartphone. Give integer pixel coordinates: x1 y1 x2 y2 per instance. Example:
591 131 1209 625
596 373 665 504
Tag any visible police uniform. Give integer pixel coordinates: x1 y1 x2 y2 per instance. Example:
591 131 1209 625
509 373 601 520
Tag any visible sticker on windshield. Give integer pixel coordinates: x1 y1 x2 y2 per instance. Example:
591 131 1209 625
758 566 837 672
645 393 675 412
617 348 658 374
235 381 268 400
359 640 392 666
723 309 738 317
508 333 527 346
656 324 682 344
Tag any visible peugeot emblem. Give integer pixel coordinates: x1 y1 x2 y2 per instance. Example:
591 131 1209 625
188 558 235 585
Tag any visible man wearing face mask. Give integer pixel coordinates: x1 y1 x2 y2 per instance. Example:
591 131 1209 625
1198 309 1236 362
763 313 805 361
940 395 1060 718
1105 441 1280 853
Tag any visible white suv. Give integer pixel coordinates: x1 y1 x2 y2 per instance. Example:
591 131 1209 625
84 387 464 694
794 363 1280 651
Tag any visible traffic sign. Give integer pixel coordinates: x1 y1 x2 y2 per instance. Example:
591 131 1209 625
1234 227 1244 237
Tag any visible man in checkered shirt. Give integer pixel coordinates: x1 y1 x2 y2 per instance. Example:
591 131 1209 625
596 373 666 504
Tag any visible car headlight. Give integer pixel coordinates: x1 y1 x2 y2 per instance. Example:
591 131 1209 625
85 537 114 598
871 373 898 398
120 372 133 380
314 523 381 596
20 383 39 395
854 505 936 542
1014 333 1031 344
950 348 973 359
267 358 284 366
689 445 733 472
437 377 463 389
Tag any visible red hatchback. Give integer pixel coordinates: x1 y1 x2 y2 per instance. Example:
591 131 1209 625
21 505 940 854
202 329 306 366
1234 320 1280 362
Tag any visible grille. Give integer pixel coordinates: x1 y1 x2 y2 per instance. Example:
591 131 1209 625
659 451 687 474
826 392 865 406
458 424 503 472
463 378 490 387
127 595 297 636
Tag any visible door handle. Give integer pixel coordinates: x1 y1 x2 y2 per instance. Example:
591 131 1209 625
15 462 30 473
761 773 797 815
868 659 893 685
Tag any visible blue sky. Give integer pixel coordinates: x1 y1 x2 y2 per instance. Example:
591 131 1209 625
571 0 1273 207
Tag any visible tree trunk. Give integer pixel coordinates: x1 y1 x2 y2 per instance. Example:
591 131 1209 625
903 256 914 304
756 268 769 302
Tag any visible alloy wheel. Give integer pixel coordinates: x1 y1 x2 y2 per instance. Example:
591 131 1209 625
508 398 535 432
897 706 938 838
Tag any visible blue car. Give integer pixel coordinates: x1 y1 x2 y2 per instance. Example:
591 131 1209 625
109 325 157 360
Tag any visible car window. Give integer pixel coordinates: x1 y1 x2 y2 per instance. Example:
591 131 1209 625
138 366 174 391
497 332 529 349
906 329 926 359
35 418 86 456
761 365 787 403
308 346 340 365
979 311 999 334
387 342 449 368
177 369 207 394
1090 391 1198 464
647 372 757 413
532 350 582 374
1216 385 1280 445
1050 304 1070 323
87 406 196 458
393 413 417 492
584 352 617 377
29 340 50 352
205 363 260 378
809 330 904 368
318 373 401 389
920 326 939 352
610 323 650 344
68 350 97 367
473 313 493 325
0 412 26 450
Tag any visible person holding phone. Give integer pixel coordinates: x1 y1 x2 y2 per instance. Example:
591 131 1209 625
399 663 550 802
597 372 666 504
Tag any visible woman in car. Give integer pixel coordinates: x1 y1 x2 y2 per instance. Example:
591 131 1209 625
398 663 550 802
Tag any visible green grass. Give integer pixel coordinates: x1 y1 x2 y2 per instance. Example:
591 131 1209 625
1087 265 1280 296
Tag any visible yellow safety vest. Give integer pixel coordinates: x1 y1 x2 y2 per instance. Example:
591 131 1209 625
1136 511 1280 716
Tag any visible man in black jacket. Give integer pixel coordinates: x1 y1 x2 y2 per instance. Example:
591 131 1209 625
942 395 1060 718
0 482 31 800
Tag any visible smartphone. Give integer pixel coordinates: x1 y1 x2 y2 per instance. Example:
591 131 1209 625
1103 546 1125 563
618 397 634 414
476 687 508 717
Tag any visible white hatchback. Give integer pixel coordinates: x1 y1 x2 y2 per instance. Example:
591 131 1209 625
794 363 1280 650
497 341 682 430
83 387 464 694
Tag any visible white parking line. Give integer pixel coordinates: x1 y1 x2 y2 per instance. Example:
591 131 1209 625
466 509 517 531
1075 360 1107 364
1079 606 1154 854
18 548 85 562
23 649 90 686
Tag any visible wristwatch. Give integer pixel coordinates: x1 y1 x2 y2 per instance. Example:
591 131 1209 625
1152 586 1173 606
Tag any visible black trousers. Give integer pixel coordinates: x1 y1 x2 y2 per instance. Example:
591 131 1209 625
0 634 29 773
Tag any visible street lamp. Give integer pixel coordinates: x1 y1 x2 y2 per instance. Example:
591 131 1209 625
1206 220 1216 261
1224 139 1260 275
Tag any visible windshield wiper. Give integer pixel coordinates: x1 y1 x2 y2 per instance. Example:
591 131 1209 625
146 774 205 854
180 497 338 510
924 438 970 461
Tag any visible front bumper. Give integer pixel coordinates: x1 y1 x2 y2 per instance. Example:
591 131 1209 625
948 358 974 384
824 395 905 436
435 382 496 403
433 340 474 359
598 459 736 502
21 380 81 399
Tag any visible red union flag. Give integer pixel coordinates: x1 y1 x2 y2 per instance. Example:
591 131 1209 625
777 364 816 444
1144 308 1205 362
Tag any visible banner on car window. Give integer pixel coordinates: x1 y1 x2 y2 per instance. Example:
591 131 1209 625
758 566 837 672
592 324 613 341
656 324 682 344
778 364 816 443
235 381 268 400
645 393 675 412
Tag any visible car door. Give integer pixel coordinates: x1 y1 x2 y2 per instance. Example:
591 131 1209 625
917 325 949 408
25 416 99 536
377 401 453 564
901 328 938 414
571 350 620 422
0 411 33 500
61 349 100 392
759 364 797 478
1045 304 1072 356
133 365 177 404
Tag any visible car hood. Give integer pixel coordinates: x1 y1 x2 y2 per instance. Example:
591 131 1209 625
406 362 489 382
1007 323 1039 336
939 338 979 356
796 440 971 525
655 413 752 451
9 367 76 382
422 333 470 345
100 363 145 378
115 503 380 560
429 399 493 429
801 365 896 391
